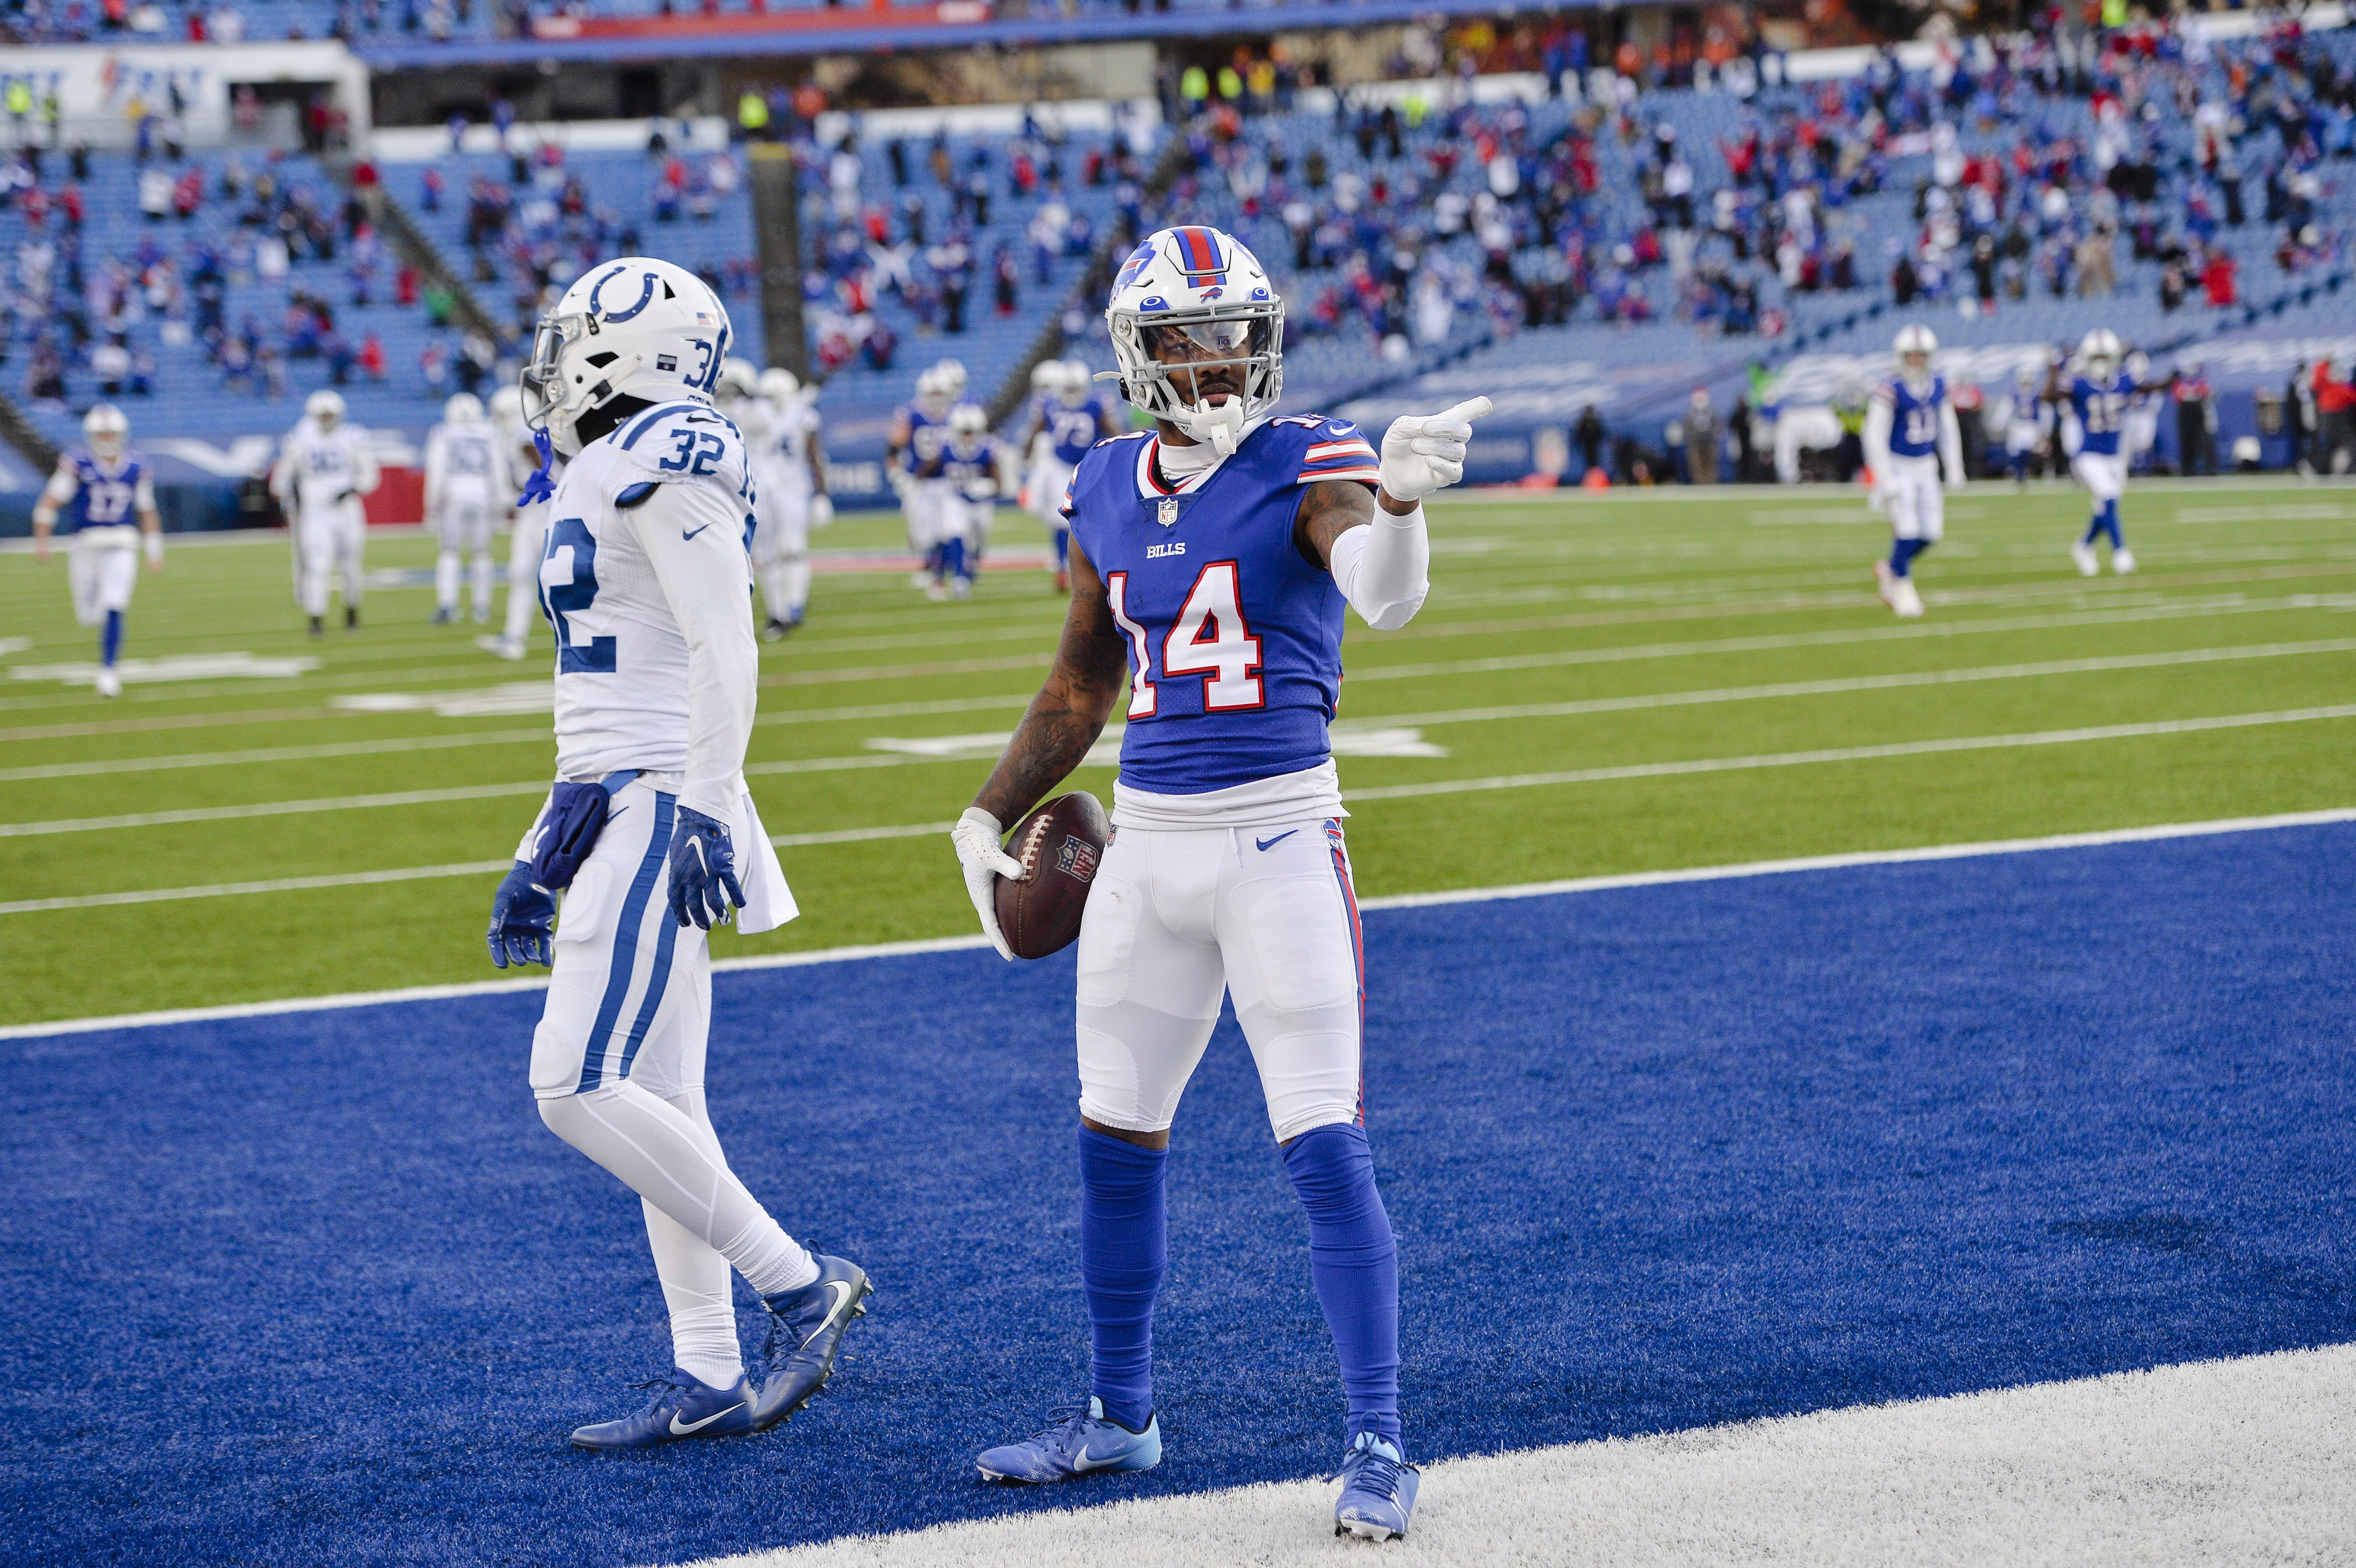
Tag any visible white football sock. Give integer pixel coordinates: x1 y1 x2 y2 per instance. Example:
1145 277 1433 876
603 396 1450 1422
785 559 812 620
645 1089 743 1387
435 549 459 611
761 563 793 621
539 1080 818 1302
469 550 494 617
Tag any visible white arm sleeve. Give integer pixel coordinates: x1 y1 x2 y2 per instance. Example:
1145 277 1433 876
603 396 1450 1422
34 462 75 522
630 482 758 824
1938 402 1966 482
351 435 382 497
1327 500 1430 632
1863 395 1894 472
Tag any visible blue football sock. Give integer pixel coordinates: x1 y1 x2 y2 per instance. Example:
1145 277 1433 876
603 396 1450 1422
2101 500 2122 548
1052 527 1070 570
1888 538 1928 578
1079 1126 1166 1431
941 536 970 583
101 609 123 667
1282 1123 1401 1446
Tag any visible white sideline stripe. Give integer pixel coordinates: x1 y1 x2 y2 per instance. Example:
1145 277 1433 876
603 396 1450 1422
1341 706 2356 805
12 639 2344 840
682 1346 2356 1568
3 711 2349 916
5 807 2351 1039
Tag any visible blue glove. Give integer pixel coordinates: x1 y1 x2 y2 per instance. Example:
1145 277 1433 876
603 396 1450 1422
667 806 745 930
487 862 556 968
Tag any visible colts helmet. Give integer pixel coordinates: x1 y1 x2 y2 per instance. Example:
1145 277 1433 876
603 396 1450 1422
1105 224 1282 454
442 392 484 425
521 256 731 457
757 366 801 406
488 383 525 427
305 388 347 431
716 356 760 407
1894 323 1937 386
2078 327 2124 381
83 402 130 462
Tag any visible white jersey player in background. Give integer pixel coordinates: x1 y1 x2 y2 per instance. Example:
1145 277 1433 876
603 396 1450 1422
486 255 872 1451
424 392 506 625
482 385 545 661
751 365 830 639
271 389 379 637
31 403 163 699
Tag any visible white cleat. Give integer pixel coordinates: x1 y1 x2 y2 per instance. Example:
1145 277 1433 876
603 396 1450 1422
924 581 950 602
1872 559 1898 609
2071 542 2100 577
94 668 122 698
1890 577 1924 618
909 570 935 591
475 634 526 661
2112 547 2137 575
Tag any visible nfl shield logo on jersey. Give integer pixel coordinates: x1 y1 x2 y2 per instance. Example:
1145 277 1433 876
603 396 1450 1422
1157 496 1180 527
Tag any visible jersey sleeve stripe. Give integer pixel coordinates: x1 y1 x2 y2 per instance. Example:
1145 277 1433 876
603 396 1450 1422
1305 441 1379 460
1299 465 1382 484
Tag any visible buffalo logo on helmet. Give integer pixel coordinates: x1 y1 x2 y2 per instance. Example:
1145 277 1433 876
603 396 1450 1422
1114 240 1159 294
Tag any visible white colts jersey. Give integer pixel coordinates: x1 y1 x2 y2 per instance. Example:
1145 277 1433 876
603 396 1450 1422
764 401 818 501
425 421 505 510
540 400 757 788
280 423 377 515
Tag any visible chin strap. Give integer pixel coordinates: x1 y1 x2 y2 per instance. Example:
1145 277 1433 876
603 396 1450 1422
1187 397 1247 457
518 426 557 506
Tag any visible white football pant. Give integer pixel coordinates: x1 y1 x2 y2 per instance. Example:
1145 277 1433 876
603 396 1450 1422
2071 451 2126 503
68 529 140 625
291 500 366 617
1075 818 1366 1144
502 503 550 648
1883 456 1944 543
529 775 816 1374
435 501 496 618
753 482 811 624
1028 456 1074 523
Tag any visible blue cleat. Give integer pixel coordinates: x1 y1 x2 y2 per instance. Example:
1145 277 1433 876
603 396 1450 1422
569 1367 756 1451
1332 1431 1420 1540
750 1253 873 1430
976 1397 1162 1483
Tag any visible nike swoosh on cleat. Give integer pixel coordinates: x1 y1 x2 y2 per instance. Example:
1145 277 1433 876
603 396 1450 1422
1254 830 1298 852
799 1279 855 1350
682 523 715 541
1069 1446 1121 1473
668 1402 744 1435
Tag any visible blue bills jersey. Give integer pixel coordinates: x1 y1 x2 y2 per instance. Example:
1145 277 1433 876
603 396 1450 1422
2069 372 2135 457
896 404 945 475
934 436 1002 494
1038 395 1107 466
1877 374 1947 458
1062 415 1382 794
64 452 146 532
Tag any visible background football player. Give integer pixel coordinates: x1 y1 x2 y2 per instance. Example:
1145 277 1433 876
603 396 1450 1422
752 365 830 639
480 384 544 662
2046 329 2173 577
31 403 162 699
271 389 378 637
488 257 872 1450
917 402 1004 601
1019 359 1120 593
423 392 503 626
1865 324 1965 620
949 223 1490 1542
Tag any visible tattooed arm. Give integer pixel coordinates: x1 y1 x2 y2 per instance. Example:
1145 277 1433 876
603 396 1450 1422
971 534 1131 824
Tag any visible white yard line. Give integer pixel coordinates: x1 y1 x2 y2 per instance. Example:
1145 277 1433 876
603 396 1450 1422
2 713 2348 921
5 806 2350 1038
9 641 2345 838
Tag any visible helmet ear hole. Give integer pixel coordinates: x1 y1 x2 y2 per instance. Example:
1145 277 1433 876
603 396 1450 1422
586 352 619 368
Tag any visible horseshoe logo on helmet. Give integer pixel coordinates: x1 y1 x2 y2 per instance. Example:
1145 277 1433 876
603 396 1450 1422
589 266 660 323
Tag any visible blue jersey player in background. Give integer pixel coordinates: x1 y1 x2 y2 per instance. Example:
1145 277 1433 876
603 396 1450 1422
1865 323 1966 619
950 223 1493 1542
1020 358 1122 593
31 403 163 699
2044 328 2174 577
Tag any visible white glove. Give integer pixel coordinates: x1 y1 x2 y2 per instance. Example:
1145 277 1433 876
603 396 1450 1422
1866 481 1888 516
1377 397 1492 503
952 806 1023 961
1945 472 1969 493
810 494 833 528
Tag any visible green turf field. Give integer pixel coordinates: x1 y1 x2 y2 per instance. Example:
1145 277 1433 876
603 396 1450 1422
2 480 2350 1026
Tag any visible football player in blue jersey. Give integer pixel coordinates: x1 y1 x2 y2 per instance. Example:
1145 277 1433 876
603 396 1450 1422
2045 329 2174 577
1020 359 1122 593
1865 325 1965 619
31 404 163 699
889 368 950 590
918 403 1007 600
948 224 1491 1542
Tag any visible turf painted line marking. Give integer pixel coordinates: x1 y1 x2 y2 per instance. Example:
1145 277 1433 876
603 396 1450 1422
682 1345 2356 1568
6 653 319 686
1341 705 2356 806
6 806 2351 1037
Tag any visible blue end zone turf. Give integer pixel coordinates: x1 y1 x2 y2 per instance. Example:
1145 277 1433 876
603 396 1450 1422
4 827 2351 1566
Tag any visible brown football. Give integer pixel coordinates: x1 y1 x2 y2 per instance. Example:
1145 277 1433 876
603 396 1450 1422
995 792 1110 959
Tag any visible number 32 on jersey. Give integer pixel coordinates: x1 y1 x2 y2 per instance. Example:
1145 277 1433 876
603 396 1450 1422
1106 561 1264 719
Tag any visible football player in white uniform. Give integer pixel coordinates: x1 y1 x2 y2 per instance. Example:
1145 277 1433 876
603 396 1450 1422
488 256 872 1449
31 403 162 699
949 224 1491 1541
751 365 830 639
1865 325 1965 619
481 385 544 661
272 389 380 636
424 392 505 625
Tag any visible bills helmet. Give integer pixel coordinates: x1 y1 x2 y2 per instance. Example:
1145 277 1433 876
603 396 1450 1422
83 402 129 462
1894 323 1937 387
521 256 731 456
1055 359 1094 408
1105 224 1282 454
2077 328 2124 381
